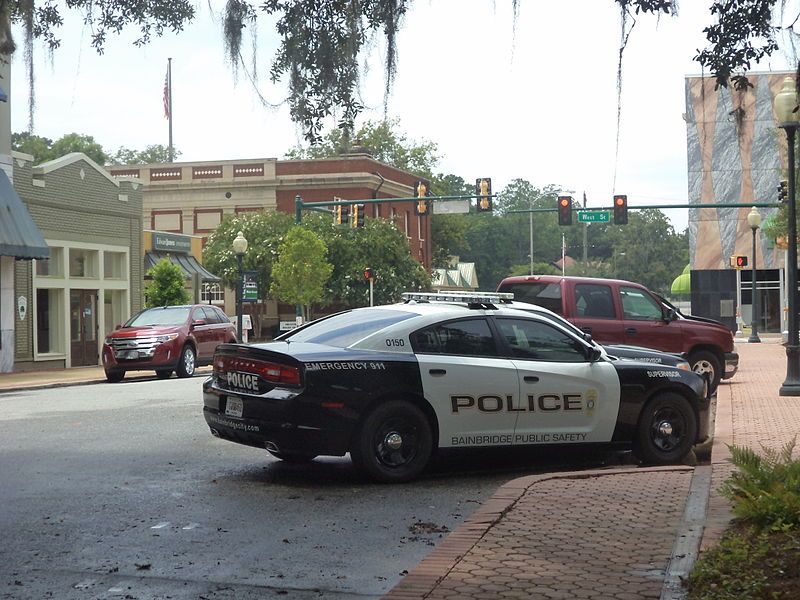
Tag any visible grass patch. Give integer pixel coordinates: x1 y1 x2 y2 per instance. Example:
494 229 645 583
687 438 800 599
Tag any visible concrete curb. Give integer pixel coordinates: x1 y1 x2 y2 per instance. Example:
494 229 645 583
0 367 213 394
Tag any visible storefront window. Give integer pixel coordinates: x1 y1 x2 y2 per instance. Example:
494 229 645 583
69 248 98 278
103 251 126 279
36 288 64 354
35 247 63 277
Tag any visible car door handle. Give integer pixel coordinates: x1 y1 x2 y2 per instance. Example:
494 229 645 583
625 327 637 335
429 369 447 376
524 375 540 383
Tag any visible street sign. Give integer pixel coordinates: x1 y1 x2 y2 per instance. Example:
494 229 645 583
433 199 470 214
577 211 610 223
243 271 259 302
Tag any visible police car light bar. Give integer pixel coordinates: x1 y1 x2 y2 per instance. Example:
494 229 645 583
402 291 515 304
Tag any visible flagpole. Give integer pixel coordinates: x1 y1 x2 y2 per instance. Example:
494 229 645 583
167 57 174 162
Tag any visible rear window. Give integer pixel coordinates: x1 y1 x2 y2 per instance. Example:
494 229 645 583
498 282 563 314
282 309 416 348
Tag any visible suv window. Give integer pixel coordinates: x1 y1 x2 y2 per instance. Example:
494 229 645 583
126 307 190 327
496 318 586 362
411 318 497 357
201 306 221 324
498 282 563 314
575 284 615 319
213 307 230 324
620 287 663 321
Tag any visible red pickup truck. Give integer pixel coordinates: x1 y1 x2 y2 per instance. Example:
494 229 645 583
497 275 738 392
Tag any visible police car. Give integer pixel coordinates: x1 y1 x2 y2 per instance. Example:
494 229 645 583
203 292 710 483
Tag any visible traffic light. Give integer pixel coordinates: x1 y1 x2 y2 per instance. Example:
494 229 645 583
333 200 349 225
613 195 628 225
476 177 493 212
414 180 431 216
351 203 365 228
730 255 748 268
363 267 374 280
779 180 789 203
557 196 573 226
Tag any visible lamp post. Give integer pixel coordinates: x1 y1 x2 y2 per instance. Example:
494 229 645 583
747 206 762 343
232 231 248 343
774 76 800 395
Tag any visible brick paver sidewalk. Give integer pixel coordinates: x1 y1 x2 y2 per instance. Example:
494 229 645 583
385 341 800 600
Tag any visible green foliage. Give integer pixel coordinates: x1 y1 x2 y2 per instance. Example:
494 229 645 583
302 213 431 307
286 118 439 178
721 438 800 531
202 210 295 299
112 145 181 165
430 214 470 269
144 259 190 307
270 227 333 311
688 525 800 599
12 131 109 165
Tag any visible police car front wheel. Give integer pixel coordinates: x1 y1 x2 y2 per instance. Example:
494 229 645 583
635 392 697 465
351 400 433 483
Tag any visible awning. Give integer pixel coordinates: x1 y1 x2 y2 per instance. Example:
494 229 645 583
145 251 221 282
0 169 49 259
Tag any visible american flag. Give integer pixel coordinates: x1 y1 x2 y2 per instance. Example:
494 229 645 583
162 70 170 120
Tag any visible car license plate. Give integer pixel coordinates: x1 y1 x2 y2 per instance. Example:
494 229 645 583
225 396 244 418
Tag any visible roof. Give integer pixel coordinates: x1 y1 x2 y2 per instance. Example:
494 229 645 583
144 251 221 282
0 169 49 259
431 262 478 291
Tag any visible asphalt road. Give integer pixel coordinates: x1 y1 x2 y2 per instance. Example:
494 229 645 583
0 375 620 600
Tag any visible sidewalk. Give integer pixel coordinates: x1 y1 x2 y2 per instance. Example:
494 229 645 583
384 341 800 600
0 365 212 392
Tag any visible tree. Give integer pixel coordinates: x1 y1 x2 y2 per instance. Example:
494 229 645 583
286 118 440 178
144 259 190 307
11 131 109 165
270 227 333 320
302 213 431 306
112 145 181 165
3 2 796 139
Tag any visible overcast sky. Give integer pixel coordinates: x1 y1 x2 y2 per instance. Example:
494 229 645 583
8 1 798 232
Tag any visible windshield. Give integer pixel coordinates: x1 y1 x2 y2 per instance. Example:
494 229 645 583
125 307 191 327
281 309 416 348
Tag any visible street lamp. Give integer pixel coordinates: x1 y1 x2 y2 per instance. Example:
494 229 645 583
747 206 762 343
774 76 800 395
232 231 248 343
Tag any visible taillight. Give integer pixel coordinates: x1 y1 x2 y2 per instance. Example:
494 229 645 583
214 355 301 386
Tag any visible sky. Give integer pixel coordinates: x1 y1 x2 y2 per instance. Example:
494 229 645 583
7 1 799 233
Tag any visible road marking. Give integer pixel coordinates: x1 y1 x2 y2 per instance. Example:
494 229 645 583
150 521 170 529
182 523 199 530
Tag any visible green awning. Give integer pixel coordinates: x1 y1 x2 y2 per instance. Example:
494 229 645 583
145 251 221 282
671 272 690 295
0 169 49 259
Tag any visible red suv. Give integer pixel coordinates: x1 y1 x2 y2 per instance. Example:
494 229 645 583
102 305 237 382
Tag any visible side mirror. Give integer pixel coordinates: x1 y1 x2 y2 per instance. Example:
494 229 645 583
586 346 603 362
663 307 678 322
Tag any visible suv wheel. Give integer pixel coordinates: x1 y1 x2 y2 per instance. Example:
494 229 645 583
105 369 125 383
176 346 196 378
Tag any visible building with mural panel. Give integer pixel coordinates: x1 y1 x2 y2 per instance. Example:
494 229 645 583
12 152 143 371
686 71 792 334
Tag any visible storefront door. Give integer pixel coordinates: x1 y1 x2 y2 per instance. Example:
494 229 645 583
70 290 98 366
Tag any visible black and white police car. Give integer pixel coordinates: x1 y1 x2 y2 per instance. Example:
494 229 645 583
203 292 710 483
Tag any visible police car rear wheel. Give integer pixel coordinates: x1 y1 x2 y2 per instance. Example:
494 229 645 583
635 393 697 465
268 450 317 463
351 401 433 483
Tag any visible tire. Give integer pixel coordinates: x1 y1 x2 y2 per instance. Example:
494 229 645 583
105 369 125 383
689 350 721 394
350 400 433 483
268 451 317 463
175 345 196 378
635 392 698 465
155 369 172 380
